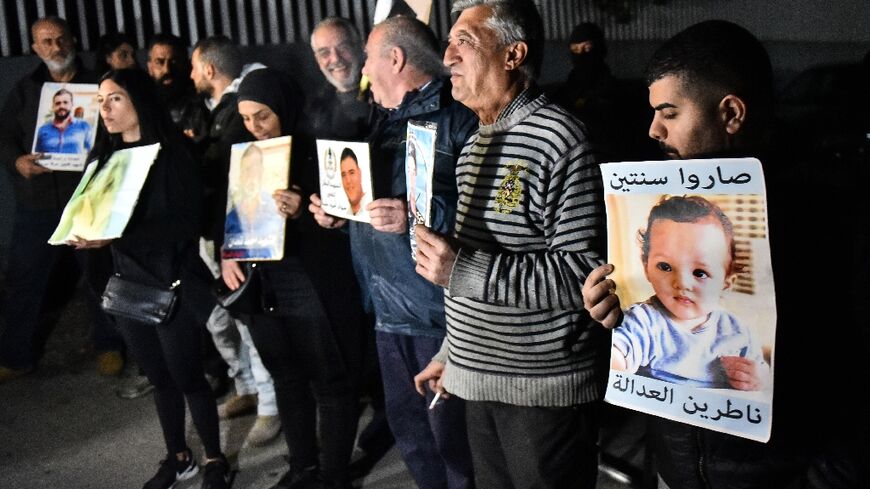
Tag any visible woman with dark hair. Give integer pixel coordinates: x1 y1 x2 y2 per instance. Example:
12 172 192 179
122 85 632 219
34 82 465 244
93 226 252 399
223 67 364 489
70 69 229 489
95 32 138 75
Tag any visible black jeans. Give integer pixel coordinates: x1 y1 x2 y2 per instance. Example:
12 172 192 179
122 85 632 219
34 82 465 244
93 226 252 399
245 275 357 484
465 400 600 489
116 303 222 459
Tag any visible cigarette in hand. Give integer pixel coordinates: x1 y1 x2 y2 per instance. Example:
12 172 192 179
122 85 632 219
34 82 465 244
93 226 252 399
428 391 442 410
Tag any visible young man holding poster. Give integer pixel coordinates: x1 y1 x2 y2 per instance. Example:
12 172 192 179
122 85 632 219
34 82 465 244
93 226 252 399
582 20 865 488
0 17 123 382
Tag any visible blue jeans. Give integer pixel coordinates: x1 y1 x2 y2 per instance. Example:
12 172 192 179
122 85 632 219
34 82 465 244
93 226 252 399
376 331 475 489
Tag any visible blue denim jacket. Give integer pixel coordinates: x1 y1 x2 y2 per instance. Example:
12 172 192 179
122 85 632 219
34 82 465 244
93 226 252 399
349 77 478 337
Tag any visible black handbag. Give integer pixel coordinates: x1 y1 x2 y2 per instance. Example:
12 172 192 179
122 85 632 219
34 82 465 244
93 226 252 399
213 262 277 315
101 274 180 325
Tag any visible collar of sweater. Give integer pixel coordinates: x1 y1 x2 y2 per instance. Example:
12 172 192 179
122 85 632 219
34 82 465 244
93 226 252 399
478 91 548 137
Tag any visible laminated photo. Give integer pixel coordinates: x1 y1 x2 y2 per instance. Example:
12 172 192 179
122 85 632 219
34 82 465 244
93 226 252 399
49 143 161 243
316 139 373 223
602 158 776 442
31 82 99 171
406 120 436 260
222 136 292 261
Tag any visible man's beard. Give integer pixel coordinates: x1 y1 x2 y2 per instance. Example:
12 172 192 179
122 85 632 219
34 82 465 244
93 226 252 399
155 74 188 102
194 78 214 97
324 61 360 92
53 109 70 122
658 141 681 159
44 52 76 73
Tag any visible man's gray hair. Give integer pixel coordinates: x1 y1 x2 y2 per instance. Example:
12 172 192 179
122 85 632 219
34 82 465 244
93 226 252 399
32 16 72 39
376 16 446 78
311 17 363 50
193 36 242 79
451 0 544 80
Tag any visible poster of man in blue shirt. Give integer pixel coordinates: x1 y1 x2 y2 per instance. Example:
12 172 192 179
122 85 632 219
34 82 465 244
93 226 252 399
31 82 98 171
34 88 92 154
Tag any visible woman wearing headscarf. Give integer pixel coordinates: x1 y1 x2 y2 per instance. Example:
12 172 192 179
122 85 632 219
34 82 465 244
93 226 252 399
222 67 364 489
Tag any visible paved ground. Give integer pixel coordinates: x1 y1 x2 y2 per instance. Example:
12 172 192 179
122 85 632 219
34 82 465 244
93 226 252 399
0 285 646 488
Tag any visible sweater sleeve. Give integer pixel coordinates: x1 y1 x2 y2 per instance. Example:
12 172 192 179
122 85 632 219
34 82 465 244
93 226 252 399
448 145 605 310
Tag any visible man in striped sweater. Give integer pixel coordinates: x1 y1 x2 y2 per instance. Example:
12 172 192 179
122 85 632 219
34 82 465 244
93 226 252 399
413 1 609 488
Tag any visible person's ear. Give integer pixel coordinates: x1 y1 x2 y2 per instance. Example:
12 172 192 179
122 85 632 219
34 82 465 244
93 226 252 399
722 272 738 291
390 46 405 73
504 41 528 72
718 94 747 135
204 62 216 80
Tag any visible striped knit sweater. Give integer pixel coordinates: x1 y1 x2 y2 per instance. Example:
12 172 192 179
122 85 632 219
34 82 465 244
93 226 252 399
437 90 609 407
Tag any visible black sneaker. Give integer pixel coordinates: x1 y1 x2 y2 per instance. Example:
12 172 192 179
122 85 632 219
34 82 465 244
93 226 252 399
270 464 319 489
201 456 230 489
143 451 198 489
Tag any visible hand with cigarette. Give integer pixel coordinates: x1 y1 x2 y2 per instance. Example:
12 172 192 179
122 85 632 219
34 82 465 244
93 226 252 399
414 360 450 407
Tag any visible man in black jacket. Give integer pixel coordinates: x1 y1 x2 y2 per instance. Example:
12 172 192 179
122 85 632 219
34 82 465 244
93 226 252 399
0 17 122 382
582 20 865 488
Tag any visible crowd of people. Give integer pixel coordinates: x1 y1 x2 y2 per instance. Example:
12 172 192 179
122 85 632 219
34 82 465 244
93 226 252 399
0 1 867 489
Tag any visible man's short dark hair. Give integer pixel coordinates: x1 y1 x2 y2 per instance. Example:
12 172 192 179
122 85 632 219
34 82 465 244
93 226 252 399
451 0 544 80
377 16 445 78
193 35 242 79
148 33 187 55
53 88 73 103
645 20 774 118
340 147 358 165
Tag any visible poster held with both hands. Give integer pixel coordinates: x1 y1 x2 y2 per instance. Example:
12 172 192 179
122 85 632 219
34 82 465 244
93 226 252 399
222 136 292 261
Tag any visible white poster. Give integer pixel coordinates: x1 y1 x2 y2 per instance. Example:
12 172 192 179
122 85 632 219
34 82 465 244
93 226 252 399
602 158 776 442
32 82 99 171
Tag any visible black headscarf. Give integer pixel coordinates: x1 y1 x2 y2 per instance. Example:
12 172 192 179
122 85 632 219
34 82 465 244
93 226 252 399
237 67 301 136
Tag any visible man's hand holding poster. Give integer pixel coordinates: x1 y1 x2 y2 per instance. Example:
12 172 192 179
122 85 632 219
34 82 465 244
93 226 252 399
601 158 776 442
